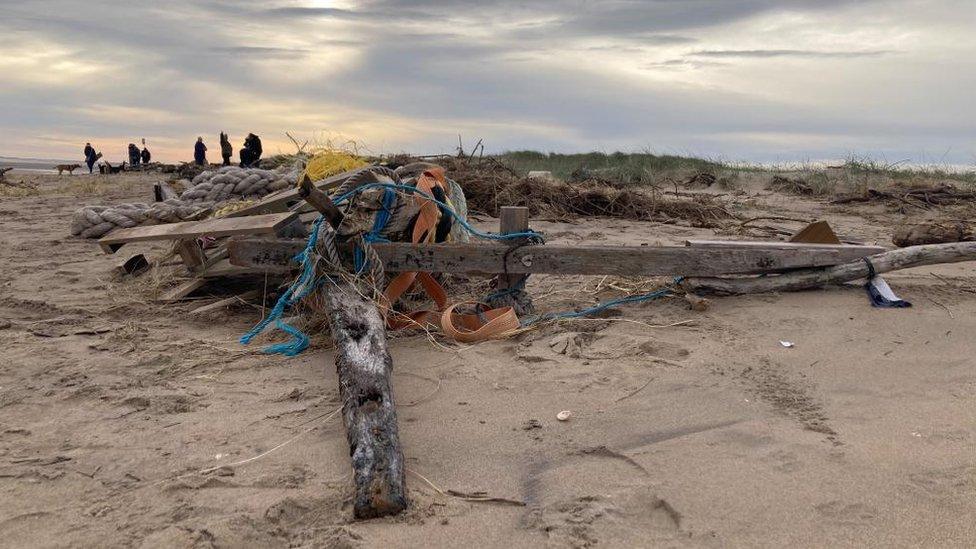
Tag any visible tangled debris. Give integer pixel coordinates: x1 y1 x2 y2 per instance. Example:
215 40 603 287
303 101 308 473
832 183 976 208
892 222 974 247
433 156 734 227
768 175 815 195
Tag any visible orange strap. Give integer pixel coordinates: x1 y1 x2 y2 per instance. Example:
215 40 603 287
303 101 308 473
379 271 447 330
375 169 521 341
440 302 521 343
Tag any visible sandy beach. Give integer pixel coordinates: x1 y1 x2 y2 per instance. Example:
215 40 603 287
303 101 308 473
0 168 973 548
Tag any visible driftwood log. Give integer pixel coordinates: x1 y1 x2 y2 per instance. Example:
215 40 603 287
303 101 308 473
321 276 408 519
683 242 976 295
892 223 973 247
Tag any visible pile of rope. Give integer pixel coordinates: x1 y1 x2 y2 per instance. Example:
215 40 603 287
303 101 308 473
180 166 295 202
69 200 207 238
301 151 368 185
70 166 298 238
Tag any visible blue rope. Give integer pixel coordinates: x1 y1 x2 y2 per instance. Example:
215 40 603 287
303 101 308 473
331 182 544 243
238 216 327 356
355 187 395 273
239 181 677 356
240 181 541 356
521 286 674 326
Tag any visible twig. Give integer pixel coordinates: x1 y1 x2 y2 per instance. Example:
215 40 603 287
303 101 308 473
614 378 654 403
738 215 811 227
406 469 525 507
927 297 954 319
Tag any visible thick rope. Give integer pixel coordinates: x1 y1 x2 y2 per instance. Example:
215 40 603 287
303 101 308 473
70 166 298 238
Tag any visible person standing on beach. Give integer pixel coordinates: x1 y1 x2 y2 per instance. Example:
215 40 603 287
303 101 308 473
194 137 208 166
239 133 263 168
220 132 232 166
141 144 151 166
128 143 141 170
84 142 97 174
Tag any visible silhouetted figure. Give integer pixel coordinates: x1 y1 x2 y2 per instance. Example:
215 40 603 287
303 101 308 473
194 137 208 166
128 143 140 169
141 146 151 165
84 143 97 174
220 132 232 166
239 133 262 168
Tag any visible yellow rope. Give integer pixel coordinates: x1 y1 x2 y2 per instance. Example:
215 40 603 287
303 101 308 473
210 199 258 218
300 151 368 185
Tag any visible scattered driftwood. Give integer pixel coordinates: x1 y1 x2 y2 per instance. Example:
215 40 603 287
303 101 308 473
682 242 976 295
321 277 407 519
832 185 976 207
768 175 814 195
0 167 12 181
892 222 973 247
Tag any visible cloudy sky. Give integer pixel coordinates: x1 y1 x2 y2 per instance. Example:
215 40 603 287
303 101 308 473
1 0 973 164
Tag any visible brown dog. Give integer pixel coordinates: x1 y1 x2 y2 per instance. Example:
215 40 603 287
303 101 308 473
56 164 81 175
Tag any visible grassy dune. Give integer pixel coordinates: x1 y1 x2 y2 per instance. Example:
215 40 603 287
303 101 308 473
489 150 976 196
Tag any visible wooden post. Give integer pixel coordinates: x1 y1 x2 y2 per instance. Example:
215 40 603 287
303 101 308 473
490 206 534 315
321 277 408 519
298 175 344 228
175 239 207 273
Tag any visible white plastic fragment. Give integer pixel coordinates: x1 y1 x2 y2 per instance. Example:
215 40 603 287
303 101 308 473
556 410 572 421
779 341 795 348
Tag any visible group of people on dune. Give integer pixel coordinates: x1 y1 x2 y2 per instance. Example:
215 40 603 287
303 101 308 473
82 132 263 173
194 133 263 168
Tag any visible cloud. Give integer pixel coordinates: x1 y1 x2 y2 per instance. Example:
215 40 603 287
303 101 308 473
0 0 972 164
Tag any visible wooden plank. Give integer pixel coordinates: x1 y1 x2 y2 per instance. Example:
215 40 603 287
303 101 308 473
227 238 884 277
175 240 207 272
199 258 288 278
98 212 298 252
686 240 885 260
226 169 359 218
158 278 207 302
112 253 149 276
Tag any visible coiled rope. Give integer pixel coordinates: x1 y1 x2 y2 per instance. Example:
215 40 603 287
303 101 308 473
70 165 298 238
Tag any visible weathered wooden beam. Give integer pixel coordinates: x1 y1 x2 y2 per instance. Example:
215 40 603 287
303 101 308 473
298 175 344 228
98 212 298 253
682 241 976 295
227 238 885 277
321 277 408 518
686 239 886 257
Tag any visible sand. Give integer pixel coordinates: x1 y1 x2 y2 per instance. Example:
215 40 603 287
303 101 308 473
1 170 975 548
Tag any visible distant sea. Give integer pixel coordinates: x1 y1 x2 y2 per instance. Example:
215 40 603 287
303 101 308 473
0 156 81 174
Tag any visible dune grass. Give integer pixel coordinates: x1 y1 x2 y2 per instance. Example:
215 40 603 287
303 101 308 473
486 150 976 195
